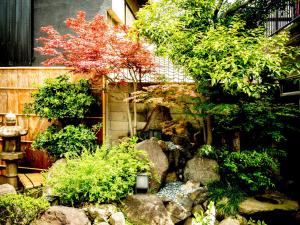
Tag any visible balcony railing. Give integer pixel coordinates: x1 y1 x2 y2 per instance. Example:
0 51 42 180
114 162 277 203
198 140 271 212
265 0 300 36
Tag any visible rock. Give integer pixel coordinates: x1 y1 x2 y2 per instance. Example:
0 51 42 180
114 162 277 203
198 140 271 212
184 157 220 185
122 194 174 225
136 139 169 190
84 204 118 223
31 206 91 225
219 217 241 225
165 172 178 183
158 140 168 152
295 210 300 223
239 194 299 215
192 204 204 215
0 183 16 196
166 201 191 223
178 181 208 209
184 217 193 225
109 212 125 225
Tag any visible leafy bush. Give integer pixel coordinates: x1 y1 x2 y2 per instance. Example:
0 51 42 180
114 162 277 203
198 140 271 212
221 150 280 192
32 124 97 158
208 182 246 216
215 100 300 146
45 137 150 206
197 145 217 159
0 194 49 225
24 75 96 122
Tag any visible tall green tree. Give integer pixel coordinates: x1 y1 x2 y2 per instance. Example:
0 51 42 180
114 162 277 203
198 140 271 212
135 0 300 145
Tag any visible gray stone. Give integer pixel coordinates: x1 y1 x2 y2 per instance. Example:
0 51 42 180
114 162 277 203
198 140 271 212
136 139 169 191
184 157 220 185
192 204 204 215
0 183 16 196
122 194 174 225
166 201 191 223
31 206 91 225
183 217 193 225
239 194 299 215
109 212 125 225
219 217 241 225
84 204 118 223
181 181 209 205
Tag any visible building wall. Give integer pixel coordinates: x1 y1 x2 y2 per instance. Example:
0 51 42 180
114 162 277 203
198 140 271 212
33 0 112 65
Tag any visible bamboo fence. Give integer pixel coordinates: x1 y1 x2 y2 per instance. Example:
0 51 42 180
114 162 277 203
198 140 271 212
0 67 103 170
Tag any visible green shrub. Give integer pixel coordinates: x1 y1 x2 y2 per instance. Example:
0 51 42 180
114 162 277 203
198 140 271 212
0 194 49 225
32 124 97 158
197 145 217 159
208 182 246 216
221 150 279 192
45 137 150 206
193 201 216 225
24 75 96 122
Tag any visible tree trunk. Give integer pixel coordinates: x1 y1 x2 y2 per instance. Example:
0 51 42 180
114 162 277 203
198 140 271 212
232 131 240 151
206 116 213 145
133 82 137 136
124 92 133 137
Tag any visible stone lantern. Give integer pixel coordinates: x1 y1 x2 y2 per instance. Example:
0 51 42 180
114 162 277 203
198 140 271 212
0 112 28 187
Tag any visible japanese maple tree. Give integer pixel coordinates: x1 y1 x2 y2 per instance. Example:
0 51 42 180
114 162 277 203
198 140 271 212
35 11 156 136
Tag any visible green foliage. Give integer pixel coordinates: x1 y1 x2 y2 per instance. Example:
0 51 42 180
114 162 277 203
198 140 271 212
221 150 280 192
208 182 246 216
32 124 97 158
0 194 49 225
45 137 150 206
24 75 96 121
197 144 217 159
136 0 300 98
215 99 300 145
193 201 216 225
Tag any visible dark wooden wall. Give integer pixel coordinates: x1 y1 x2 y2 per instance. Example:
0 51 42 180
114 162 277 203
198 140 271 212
0 0 32 66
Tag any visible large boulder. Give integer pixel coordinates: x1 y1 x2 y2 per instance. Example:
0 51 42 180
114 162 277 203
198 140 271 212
31 206 91 225
219 217 241 225
166 201 191 224
0 183 16 196
136 139 169 190
184 157 220 185
109 212 125 225
239 194 299 215
84 204 118 223
122 194 174 225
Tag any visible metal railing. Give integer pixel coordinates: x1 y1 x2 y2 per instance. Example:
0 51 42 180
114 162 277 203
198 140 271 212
265 0 300 36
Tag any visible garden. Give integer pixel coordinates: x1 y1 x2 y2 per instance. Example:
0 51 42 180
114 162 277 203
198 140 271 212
0 0 300 225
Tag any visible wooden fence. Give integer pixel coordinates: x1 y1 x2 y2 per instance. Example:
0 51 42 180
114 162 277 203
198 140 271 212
0 67 103 170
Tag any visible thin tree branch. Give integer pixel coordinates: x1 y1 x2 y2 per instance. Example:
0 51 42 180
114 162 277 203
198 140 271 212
222 0 256 18
213 0 225 22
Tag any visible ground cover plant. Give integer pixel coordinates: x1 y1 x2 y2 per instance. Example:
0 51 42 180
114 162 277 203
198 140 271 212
0 194 49 225
208 182 246 217
45 137 150 206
